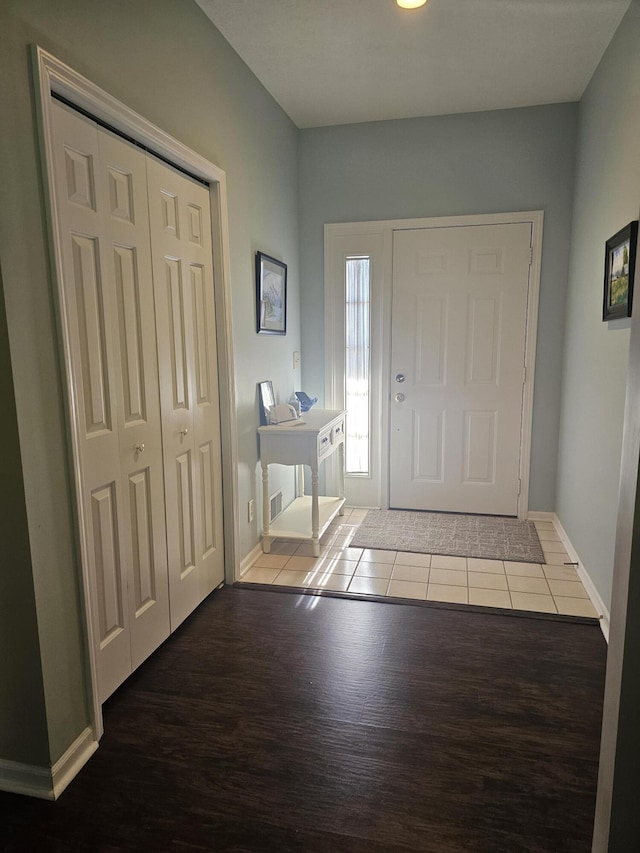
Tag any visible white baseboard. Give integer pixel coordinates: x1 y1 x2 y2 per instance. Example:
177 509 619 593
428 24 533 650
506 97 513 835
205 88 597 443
0 757 54 800
51 726 98 798
0 726 98 800
545 513 610 643
239 542 263 578
527 510 556 522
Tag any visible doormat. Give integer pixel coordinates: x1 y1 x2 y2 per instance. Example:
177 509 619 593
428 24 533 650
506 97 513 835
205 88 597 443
350 510 546 563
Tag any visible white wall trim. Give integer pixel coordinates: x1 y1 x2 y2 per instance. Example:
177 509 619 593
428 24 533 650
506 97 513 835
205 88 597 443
518 211 544 520
240 542 263 577
536 512 611 642
527 510 556 522
32 46 240 750
0 758 54 801
51 726 98 799
325 211 543 517
0 727 98 800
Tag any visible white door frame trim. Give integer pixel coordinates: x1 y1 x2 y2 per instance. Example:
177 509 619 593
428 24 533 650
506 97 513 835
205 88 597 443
325 211 543 519
32 46 240 740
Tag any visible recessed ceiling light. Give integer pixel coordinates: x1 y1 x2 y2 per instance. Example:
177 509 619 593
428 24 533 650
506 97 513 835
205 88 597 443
397 0 429 9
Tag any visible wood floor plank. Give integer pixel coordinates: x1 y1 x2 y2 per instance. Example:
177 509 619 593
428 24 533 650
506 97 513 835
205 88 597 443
1 587 606 852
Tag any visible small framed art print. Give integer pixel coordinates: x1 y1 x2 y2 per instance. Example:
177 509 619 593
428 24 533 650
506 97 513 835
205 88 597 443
256 251 287 335
603 221 638 321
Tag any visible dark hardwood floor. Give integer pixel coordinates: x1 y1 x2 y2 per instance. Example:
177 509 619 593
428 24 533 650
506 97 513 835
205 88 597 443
1 587 607 852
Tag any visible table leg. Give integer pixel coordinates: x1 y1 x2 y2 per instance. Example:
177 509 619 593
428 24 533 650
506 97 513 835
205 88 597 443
338 440 345 515
262 461 271 553
311 467 319 556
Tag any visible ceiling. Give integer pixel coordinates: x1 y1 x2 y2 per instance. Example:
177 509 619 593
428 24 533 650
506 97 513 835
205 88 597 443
195 0 631 128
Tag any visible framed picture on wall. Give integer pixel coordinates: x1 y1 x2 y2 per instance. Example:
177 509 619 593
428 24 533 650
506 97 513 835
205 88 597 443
603 221 638 321
256 251 287 334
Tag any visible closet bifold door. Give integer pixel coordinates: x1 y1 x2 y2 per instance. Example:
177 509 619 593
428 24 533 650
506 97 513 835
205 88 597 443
50 99 170 703
146 156 225 631
96 127 170 675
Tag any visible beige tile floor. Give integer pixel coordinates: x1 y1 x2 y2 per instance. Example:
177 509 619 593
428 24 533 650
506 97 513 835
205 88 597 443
242 508 599 619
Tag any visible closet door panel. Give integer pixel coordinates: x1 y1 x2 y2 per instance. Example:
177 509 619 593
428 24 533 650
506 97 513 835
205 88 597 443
91 481 124 646
51 100 226 701
176 449 196 574
199 440 216 557
112 244 145 424
147 156 224 629
128 467 156 610
164 257 190 412
51 101 132 700
98 129 170 670
147 157 198 629
71 234 112 435
186 189 224 585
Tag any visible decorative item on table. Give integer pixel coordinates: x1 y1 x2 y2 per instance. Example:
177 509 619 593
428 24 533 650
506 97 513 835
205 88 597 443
288 393 301 415
258 380 275 425
603 221 638 321
256 251 287 335
268 403 303 425
295 391 317 412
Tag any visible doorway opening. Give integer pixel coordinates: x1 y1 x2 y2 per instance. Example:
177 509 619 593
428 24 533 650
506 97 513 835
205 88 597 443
324 212 543 519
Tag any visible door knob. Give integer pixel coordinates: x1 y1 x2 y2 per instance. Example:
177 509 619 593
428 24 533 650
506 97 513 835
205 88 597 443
179 428 189 437
395 393 405 403
395 373 405 383
135 443 145 454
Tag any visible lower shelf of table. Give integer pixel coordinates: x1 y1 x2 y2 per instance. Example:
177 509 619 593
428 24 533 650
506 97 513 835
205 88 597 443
262 495 346 548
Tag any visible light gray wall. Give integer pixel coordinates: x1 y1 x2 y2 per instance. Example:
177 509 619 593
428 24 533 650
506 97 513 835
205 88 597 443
0 0 300 766
0 265 49 765
298 103 578 511
556 0 640 611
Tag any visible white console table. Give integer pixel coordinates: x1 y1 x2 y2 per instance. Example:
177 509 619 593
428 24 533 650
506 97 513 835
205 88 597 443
258 408 346 556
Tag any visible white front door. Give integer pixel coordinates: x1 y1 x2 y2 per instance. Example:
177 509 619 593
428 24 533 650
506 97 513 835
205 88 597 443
389 222 532 515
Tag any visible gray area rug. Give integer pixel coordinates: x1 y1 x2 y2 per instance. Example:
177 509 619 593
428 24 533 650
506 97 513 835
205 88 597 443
351 510 545 563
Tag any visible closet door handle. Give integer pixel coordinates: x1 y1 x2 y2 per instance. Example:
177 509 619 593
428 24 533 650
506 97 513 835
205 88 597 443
135 443 145 455
179 428 189 438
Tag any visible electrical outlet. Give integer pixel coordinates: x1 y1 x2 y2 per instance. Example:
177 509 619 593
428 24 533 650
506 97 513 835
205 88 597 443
248 499 254 523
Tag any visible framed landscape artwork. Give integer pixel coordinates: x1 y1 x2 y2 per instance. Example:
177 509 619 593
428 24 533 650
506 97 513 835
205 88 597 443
603 221 638 321
256 251 287 334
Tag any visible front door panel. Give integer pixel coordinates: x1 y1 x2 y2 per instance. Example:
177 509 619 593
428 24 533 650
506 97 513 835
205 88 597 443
390 223 531 515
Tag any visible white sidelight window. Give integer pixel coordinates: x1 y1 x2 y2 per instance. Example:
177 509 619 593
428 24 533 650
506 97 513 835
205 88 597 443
325 225 384 508
345 256 371 475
